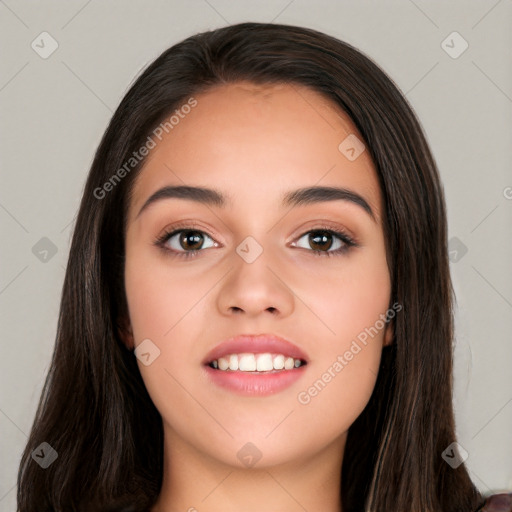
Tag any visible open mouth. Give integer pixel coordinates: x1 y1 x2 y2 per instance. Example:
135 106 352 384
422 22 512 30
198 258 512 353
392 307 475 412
202 334 309 395
207 352 307 372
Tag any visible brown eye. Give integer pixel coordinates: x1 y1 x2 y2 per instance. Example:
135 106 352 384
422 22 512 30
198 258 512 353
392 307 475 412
292 228 355 256
163 229 217 253
296 230 343 252
307 231 334 251
179 231 205 250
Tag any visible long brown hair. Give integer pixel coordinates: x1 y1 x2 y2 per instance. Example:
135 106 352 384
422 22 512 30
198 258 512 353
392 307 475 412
17 22 484 512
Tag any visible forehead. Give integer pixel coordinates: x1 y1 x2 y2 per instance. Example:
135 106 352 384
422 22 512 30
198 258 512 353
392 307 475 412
127 81 383 223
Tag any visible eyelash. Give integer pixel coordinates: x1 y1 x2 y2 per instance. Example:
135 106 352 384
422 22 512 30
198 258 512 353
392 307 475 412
153 222 357 260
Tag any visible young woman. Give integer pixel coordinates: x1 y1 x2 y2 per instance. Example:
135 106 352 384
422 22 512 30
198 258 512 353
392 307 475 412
16 22 512 512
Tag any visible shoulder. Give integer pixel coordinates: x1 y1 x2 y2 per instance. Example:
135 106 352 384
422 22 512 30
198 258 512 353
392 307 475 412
476 493 512 512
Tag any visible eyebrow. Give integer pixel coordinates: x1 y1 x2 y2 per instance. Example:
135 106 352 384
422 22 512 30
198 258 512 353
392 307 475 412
135 185 375 222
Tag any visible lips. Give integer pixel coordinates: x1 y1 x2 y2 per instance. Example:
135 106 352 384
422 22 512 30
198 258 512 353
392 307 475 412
202 334 308 396
202 333 309 366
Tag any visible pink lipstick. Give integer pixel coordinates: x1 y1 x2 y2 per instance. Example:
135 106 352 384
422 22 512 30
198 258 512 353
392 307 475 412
202 334 308 396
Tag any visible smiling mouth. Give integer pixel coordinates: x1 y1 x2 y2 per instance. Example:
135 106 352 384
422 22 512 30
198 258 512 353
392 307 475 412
207 352 307 372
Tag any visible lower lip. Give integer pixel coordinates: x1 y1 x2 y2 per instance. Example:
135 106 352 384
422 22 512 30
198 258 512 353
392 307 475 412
204 364 307 396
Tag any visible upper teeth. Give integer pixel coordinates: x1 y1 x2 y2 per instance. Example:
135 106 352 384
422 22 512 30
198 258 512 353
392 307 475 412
210 353 304 372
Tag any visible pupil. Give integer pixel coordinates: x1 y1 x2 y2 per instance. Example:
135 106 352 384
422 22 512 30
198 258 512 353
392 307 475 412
180 231 203 250
310 231 332 251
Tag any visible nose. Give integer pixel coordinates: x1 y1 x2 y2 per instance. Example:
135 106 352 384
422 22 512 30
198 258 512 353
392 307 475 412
216 246 295 318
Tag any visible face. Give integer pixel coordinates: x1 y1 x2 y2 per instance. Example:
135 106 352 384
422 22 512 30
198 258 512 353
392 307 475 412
122 81 393 469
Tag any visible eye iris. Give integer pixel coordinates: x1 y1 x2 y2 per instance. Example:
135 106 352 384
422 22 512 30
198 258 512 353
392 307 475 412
180 231 203 250
309 231 333 251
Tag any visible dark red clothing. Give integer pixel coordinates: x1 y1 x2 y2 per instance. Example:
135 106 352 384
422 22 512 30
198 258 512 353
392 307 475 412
477 493 512 511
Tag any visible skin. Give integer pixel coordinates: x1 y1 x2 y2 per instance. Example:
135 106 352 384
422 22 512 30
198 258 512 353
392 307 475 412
121 81 393 512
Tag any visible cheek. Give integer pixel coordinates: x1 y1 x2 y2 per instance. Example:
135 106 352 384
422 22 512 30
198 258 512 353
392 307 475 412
124 248 212 344
123 251 218 444
292 250 390 426
123 248 218 394
298 245 391 354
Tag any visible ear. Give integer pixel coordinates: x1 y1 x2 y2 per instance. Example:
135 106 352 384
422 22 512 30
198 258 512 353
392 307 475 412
117 316 134 351
383 318 394 347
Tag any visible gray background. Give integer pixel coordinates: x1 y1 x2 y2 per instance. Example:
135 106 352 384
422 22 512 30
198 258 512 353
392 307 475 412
1 0 511 509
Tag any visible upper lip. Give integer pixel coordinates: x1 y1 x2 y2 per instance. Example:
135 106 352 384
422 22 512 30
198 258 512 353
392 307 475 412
203 334 309 365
